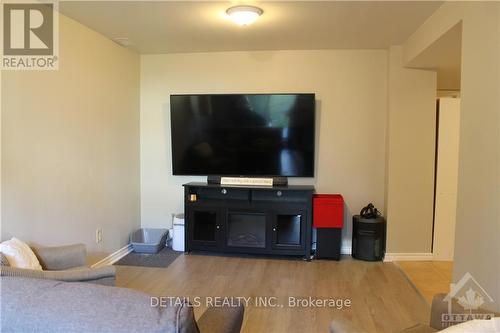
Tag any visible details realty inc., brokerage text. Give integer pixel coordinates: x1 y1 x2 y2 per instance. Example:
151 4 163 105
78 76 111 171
151 296 352 309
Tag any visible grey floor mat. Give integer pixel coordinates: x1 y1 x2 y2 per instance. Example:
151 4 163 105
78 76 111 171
114 247 181 268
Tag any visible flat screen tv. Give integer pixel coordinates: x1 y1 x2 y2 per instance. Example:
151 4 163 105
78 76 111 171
170 93 315 177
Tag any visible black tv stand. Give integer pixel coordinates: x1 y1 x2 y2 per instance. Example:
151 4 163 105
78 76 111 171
207 176 288 186
183 182 314 259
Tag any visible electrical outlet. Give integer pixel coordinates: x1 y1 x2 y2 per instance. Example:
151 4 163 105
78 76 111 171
96 228 103 243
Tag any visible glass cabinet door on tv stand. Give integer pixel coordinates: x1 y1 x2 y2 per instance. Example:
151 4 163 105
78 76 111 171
188 209 222 250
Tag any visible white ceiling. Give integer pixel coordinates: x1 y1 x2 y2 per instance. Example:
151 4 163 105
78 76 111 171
60 1 443 54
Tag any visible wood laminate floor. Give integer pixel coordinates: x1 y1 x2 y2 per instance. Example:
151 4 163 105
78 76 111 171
116 254 430 333
396 261 453 305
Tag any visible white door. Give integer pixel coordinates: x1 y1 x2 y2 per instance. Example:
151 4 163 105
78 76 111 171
433 98 460 261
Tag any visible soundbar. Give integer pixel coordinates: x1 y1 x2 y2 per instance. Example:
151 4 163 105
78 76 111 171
207 176 288 186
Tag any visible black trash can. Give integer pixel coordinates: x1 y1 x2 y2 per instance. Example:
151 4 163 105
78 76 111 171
316 228 342 260
352 204 386 261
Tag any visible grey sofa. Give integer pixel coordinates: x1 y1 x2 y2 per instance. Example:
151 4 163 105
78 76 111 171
1 276 244 333
330 293 499 333
0 243 116 286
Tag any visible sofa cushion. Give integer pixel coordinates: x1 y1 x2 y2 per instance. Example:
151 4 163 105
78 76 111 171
197 304 244 333
1 276 199 333
32 244 86 270
0 265 116 285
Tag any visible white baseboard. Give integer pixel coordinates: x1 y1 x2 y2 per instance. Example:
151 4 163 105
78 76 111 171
90 245 432 263
384 253 434 262
92 245 431 263
91 244 133 268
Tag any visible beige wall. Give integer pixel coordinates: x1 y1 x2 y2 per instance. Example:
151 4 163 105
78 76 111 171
385 46 437 254
403 2 500 311
1 15 141 255
433 98 460 261
140 50 388 248
496 6 500 309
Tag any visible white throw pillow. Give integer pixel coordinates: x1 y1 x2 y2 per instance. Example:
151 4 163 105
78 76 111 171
0 238 42 270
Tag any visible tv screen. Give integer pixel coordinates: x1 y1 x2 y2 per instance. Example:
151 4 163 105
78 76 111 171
170 94 315 177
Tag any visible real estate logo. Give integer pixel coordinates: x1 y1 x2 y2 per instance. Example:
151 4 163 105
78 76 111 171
441 272 495 328
1 0 58 70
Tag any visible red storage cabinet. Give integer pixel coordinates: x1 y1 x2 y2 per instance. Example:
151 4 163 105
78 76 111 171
313 194 344 228
313 194 344 260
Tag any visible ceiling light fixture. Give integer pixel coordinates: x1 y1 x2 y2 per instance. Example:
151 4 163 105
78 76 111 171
226 5 263 26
